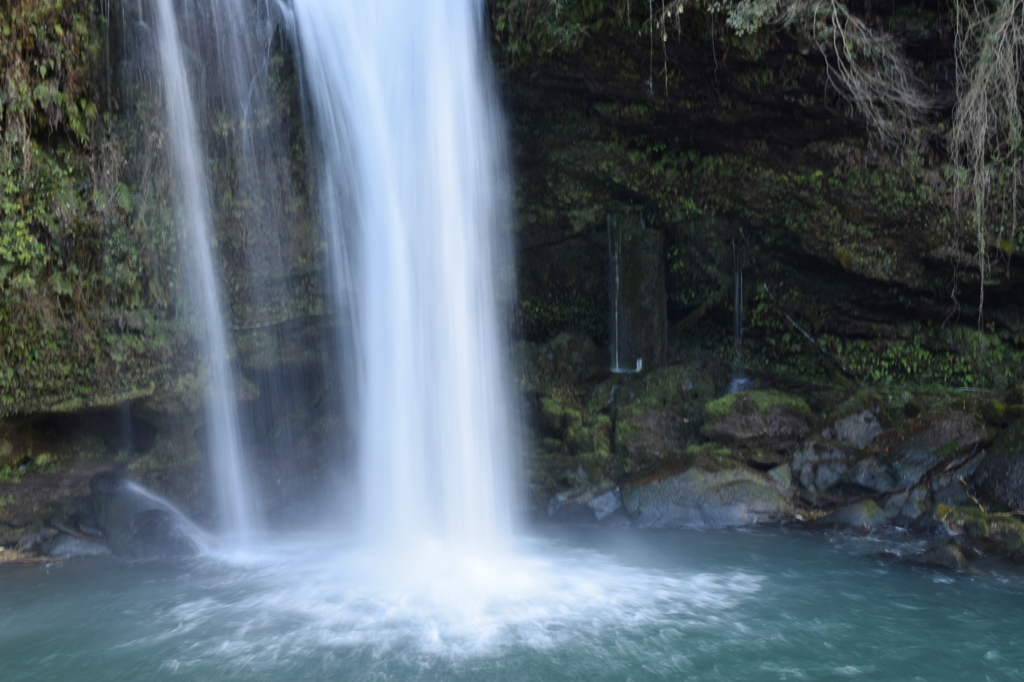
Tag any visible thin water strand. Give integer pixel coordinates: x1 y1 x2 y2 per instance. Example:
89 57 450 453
153 0 256 538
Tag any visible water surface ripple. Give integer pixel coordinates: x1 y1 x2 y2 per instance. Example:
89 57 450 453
3 528 1024 680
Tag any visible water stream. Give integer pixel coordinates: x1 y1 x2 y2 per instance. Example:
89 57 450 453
294 0 516 546
152 0 257 538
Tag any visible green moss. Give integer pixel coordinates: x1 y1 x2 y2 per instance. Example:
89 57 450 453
828 390 884 422
941 504 1024 551
704 390 811 419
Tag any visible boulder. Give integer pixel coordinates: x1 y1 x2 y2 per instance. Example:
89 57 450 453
911 544 968 571
615 405 689 463
90 471 202 560
41 533 111 558
622 463 791 529
702 390 812 447
873 411 985 468
974 417 1024 512
793 441 854 492
846 456 899 493
516 332 604 392
823 408 883 450
883 486 929 527
546 488 626 525
814 500 888 531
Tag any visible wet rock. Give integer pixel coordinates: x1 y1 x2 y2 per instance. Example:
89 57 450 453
911 544 968 571
90 471 201 560
767 463 792 487
974 417 1024 512
517 332 605 392
703 390 812 447
823 409 883 450
891 449 939 489
41 533 111 558
883 486 929 527
15 526 59 553
814 500 888 531
873 411 986 465
938 505 1024 554
615 405 689 463
622 464 791 529
793 441 854 492
588 489 622 520
846 456 899 493
547 488 623 525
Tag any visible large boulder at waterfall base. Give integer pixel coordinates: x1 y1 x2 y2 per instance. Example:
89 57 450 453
622 454 792 529
90 472 200 560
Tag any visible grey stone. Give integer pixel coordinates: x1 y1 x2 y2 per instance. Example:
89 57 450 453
824 409 882 450
623 465 791 529
892 449 939 488
911 544 967 571
793 441 853 492
587 489 622 520
767 463 792 487
974 417 1024 512
814 500 889 531
90 471 201 560
42 533 111 558
846 457 899 492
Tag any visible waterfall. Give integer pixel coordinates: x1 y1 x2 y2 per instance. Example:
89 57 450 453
153 0 257 538
607 214 641 374
294 0 517 547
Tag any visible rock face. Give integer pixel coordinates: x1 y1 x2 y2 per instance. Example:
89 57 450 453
814 500 889 531
823 409 883 450
702 391 812 447
622 464 791 529
974 418 1024 512
90 472 201 560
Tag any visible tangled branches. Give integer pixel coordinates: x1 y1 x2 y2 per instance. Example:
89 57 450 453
779 0 933 149
659 0 932 148
950 0 1024 326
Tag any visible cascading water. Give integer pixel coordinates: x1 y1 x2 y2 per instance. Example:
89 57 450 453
294 0 517 547
152 0 257 538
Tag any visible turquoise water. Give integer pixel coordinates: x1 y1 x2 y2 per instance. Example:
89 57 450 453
2 528 1023 680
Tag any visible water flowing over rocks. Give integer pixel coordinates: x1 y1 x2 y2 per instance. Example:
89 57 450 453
90 472 201 560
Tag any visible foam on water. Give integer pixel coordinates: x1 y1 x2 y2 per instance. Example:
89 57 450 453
146 536 763 666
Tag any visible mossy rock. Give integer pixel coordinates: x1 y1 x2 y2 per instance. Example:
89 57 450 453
974 417 1024 512
938 504 1024 553
516 332 604 393
870 410 986 462
622 460 792 529
614 404 692 469
813 499 888 531
702 390 813 446
911 544 968 571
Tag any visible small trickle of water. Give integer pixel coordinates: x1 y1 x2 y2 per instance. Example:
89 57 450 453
727 238 752 394
607 214 641 374
294 0 517 548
